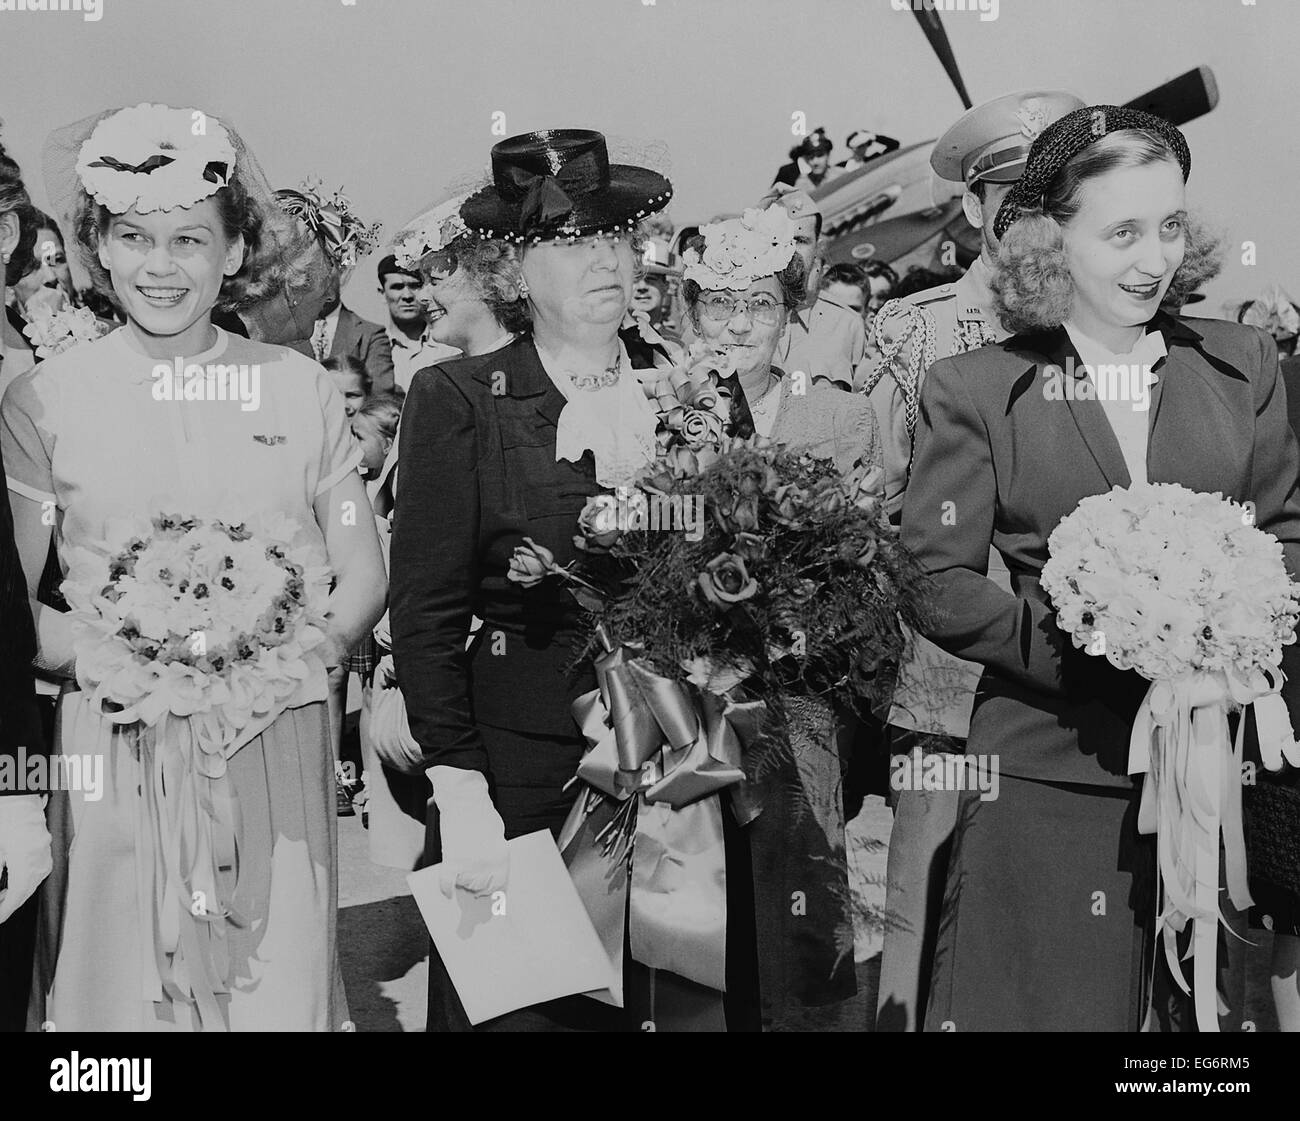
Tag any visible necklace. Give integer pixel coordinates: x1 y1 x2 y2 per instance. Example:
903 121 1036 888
534 338 623 391
570 358 622 392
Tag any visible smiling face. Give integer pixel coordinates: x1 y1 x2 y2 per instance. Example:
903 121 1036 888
691 275 788 381
97 196 243 355
419 264 496 351
521 234 635 335
1060 158 1186 348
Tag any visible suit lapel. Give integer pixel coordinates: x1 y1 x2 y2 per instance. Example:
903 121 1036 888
474 337 567 427
1023 326 1132 489
328 306 353 359
1146 315 1244 486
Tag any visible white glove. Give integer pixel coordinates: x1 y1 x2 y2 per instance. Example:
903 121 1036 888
427 765 509 899
373 609 391 650
0 795 53 924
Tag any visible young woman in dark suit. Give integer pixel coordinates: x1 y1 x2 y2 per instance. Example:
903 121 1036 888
901 106 1300 1031
389 130 673 1031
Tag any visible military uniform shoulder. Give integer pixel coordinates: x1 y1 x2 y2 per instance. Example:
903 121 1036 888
873 285 956 349
891 283 957 310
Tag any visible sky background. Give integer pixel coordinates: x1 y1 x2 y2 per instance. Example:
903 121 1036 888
0 0 1295 323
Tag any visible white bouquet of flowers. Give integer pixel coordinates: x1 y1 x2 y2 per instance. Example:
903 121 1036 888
1042 481 1300 1030
21 304 106 360
62 510 332 763
60 510 333 1026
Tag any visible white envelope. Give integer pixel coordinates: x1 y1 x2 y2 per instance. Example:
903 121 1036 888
407 829 617 1024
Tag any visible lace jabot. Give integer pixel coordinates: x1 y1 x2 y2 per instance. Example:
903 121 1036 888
535 340 659 487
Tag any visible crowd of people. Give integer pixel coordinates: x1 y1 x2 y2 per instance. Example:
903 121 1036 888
0 87 1297 1034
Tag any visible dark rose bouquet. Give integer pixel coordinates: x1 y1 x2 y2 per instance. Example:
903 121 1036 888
508 432 929 713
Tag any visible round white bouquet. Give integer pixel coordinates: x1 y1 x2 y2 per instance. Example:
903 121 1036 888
1042 481 1300 1031
63 510 332 761
1042 482 1299 683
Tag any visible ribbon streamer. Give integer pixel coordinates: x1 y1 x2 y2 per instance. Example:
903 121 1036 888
99 657 327 1030
1128 667 1300 1032
560 638 761 997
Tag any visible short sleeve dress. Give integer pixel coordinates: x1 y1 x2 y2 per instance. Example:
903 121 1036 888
1 325 363 1032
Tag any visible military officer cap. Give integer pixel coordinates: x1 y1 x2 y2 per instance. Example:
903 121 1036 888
931 89 1085 187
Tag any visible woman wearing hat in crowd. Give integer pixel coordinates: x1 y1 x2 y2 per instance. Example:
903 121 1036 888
389 129 677 1031
678 206 882 1029
353 198 530 871
680 207 881 475
0 103 385 1030
901 105 1299 1031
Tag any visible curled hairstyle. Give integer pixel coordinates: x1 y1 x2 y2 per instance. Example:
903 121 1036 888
443 234 530 335
72 171 290 312
0 140 38 287
679 234 807 314
991 130 1223 333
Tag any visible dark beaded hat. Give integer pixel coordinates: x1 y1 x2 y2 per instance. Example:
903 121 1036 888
993 105 1191 241
460 129 672 245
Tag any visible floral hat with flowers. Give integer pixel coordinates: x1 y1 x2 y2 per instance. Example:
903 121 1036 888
275 177 382 273
73 102 237 215
392 193 470 270
681 206 798 292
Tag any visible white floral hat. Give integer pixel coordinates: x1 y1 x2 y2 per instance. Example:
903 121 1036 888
73 102 237 214
392 194 470 269
681 206 798 292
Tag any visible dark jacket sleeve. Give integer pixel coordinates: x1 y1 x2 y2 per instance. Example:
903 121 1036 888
1245 329 1300 725
0 484 44 793
901 353 1068 696
359 322 395 396
389 367 487 773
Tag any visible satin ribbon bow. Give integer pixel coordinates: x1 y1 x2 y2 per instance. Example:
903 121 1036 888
1128 666 1300 1032
504 149 604 233
560 629 762 998
87 154 229 185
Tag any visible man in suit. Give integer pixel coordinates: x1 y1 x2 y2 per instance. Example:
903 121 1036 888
311 267 395 395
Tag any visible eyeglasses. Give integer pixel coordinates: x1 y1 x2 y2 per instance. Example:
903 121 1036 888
697 293 784 325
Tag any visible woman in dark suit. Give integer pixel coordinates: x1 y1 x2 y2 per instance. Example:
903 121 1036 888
0 139 48 1032
390 130 672 1031
902 106 1300 1031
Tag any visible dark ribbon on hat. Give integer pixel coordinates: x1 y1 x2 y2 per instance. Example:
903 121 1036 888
715 373 756 440
502 148 606 233
87 154 230 185
993 105 1191 241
